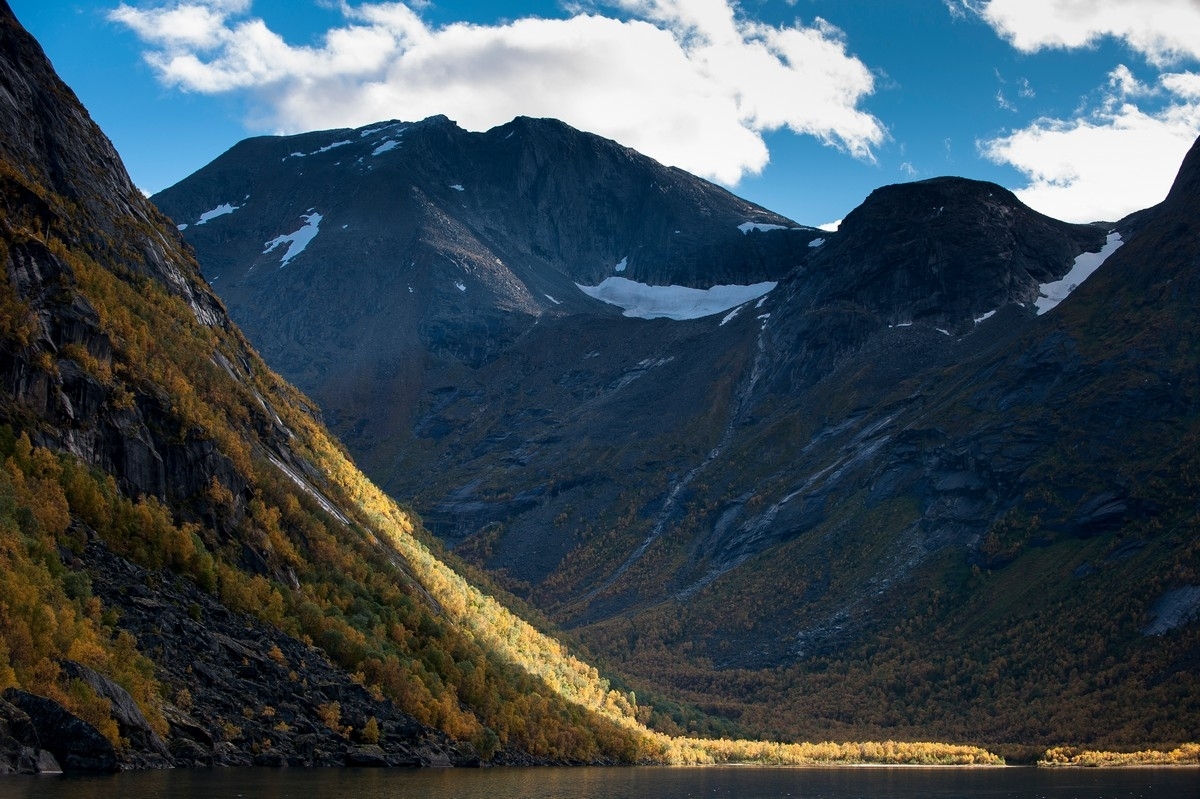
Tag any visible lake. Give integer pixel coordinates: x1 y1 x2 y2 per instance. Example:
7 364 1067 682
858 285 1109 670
3 765 1197 799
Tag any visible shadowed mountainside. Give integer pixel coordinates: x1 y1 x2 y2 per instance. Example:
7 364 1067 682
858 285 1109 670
157 70 1200 754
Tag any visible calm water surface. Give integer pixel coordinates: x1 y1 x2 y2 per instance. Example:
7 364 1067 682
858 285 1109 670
4 766 1197 799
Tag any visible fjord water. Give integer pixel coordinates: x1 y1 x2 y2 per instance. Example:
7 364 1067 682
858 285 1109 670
7 766 1198 799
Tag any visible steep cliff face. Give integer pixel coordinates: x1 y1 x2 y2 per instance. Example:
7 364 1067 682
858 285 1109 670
0 2 662 772
0 2 241 509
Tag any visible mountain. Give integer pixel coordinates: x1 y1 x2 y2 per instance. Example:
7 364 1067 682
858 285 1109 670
0 1 692 772
158 76 1200 754
150 115 818 509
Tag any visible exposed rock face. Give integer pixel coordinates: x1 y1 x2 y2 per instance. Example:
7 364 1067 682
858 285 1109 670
0 2 247 516
754 176 1105 399
59 660 171 767
0 697 62 774
807 177 1102 331
160 124 1108 617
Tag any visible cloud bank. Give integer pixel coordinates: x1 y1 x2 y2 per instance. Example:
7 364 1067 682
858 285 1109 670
110 0 886 185
960 0 1200 221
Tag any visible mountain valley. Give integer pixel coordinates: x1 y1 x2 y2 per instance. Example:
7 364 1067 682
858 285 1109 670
0 0 1196 773
155 98 1200 748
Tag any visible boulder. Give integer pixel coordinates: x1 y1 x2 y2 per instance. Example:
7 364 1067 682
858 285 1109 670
2 689 118 773
61 659 171 762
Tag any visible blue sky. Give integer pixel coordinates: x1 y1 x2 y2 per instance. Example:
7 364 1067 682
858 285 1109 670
11 1 1200 226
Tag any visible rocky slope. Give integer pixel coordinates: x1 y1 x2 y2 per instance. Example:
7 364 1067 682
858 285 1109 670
0 0 667 773
159 77 1200 749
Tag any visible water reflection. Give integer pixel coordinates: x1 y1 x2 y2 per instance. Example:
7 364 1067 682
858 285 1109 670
4 765 1197 799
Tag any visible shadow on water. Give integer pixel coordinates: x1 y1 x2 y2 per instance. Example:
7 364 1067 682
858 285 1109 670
3 766 1198 799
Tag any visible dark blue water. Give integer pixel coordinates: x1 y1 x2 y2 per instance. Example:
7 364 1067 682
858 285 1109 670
3 766 1196 799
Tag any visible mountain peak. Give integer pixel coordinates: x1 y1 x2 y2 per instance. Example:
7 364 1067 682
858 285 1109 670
1163 133 1200 211
808 173 1107 332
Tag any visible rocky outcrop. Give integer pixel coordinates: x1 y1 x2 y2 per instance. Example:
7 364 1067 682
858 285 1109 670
808 177 1105 331
2 689 117 773
0 3 253 527
3 528 484 774
0 697 61 774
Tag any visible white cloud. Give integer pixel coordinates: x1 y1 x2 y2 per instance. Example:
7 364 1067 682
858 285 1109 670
110 0 885 185
1161 71 1200 99
970 0 1200 66
981 80 1200 222
110 2 238 49
1107 64 1151 97
963 1 1200 222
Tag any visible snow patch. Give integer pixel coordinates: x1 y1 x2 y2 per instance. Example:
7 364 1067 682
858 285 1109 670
454 281 467 292
719 306 742 326
372 140 399 156
176 223 188 231
263 211 323 266
974 309 997 324
195 202 239 225
739 221 787 234
544 294 561 305
449 184 464 191
808 237 825 248
936 328 951 336
614 256 628 273
1036 232 1124 315
576 277 776 320
318 140 352 153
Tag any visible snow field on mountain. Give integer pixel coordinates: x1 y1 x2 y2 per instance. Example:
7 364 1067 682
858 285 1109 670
576 276 776 320
1036 232 1124 314
264 211 323 266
